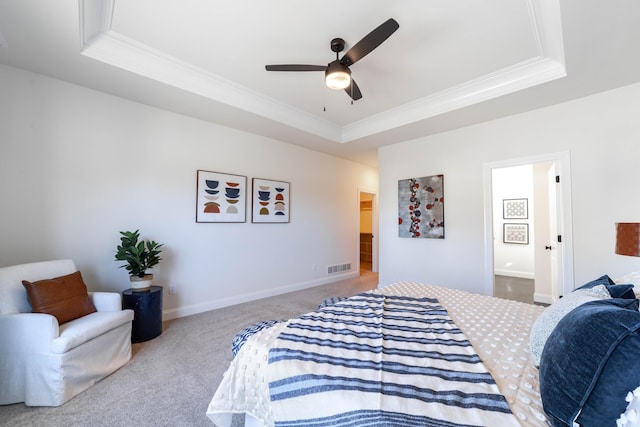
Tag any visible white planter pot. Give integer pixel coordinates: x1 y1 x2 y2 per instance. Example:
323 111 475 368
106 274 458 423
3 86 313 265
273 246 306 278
130 274 153 291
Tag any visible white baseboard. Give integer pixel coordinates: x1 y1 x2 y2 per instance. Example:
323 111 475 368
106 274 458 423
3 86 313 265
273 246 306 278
162 271 360 321
534 292 556 305
494 269 535 280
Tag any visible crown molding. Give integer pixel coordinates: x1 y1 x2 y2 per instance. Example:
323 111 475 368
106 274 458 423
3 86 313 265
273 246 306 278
79 0 565 145
342 0 566 142
342 56 565 142
79 0 342 142
81 29 341 141
79 0 113 48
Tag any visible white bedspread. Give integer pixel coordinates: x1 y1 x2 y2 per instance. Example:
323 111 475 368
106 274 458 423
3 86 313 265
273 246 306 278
206 281 550 427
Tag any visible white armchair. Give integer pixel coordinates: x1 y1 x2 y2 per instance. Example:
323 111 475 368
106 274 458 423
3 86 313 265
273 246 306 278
0 259 134 406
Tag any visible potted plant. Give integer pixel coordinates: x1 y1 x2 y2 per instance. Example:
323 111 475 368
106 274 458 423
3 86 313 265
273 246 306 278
115 229 163 291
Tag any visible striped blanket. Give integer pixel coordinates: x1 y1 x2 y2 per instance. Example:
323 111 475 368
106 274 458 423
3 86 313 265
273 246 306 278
267 292 521 427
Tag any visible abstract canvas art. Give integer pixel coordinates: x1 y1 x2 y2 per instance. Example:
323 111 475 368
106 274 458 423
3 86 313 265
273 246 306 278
398 175 444 238
252 178 290 223
196 170 247 223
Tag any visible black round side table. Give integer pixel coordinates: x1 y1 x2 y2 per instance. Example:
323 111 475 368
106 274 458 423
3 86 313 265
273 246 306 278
121 286 163 343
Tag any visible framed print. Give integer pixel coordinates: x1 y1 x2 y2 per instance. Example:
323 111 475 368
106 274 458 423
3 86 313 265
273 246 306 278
503 223 529 244
196 170 247 223
398 174 444 239
252 178 290 223
503 198 528 219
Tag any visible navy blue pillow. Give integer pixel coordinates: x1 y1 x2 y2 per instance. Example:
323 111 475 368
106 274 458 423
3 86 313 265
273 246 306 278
539 298 640 427
574 274 636 299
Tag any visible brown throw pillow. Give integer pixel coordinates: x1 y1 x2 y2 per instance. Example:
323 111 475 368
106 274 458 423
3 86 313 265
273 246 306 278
22 271 97 324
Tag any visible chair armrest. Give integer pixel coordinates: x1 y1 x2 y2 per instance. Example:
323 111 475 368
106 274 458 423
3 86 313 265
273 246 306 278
89 292 122 312
0 313 59 353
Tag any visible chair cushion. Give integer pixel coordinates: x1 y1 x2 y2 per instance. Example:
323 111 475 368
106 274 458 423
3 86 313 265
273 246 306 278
22 271 97 324
52 309 134 353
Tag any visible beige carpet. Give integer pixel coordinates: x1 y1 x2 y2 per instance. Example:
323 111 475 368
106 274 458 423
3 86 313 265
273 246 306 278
0 271 377 427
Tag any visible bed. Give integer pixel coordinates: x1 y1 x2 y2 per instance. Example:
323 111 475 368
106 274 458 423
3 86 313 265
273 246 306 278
206 278 640 427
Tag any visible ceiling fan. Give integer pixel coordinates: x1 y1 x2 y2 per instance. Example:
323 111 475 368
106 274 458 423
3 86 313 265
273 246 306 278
265 18 399 101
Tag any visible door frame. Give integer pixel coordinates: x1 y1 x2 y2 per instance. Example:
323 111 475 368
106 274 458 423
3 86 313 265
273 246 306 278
358 187 378 273
482 151 575 298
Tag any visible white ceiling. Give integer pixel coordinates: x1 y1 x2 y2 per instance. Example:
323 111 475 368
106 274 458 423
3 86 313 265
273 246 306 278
1 0 640 167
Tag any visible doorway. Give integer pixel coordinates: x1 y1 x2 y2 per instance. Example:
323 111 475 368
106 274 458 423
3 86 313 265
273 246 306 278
358 190 378 275
483 152 575 302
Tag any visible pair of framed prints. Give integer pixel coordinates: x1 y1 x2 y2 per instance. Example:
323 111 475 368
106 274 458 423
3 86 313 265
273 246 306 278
195 170 289 224
502 198 528 244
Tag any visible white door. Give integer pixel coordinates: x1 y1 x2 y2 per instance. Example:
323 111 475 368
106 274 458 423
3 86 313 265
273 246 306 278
547 164 560 300
483 152 574 299
532 162 560 304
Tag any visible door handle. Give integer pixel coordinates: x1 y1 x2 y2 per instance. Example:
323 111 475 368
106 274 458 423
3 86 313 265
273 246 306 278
545 245 552 250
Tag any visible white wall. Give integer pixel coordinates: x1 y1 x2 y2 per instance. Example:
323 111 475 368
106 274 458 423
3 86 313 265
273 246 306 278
379 81 640 295
492 165 535 279
0 64 378 319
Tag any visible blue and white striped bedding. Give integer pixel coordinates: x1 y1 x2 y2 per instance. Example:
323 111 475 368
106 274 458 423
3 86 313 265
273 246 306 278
266 292 521 427
206 282 549 427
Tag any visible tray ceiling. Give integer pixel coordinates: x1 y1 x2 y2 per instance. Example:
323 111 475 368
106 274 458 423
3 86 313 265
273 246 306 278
1 1 640 166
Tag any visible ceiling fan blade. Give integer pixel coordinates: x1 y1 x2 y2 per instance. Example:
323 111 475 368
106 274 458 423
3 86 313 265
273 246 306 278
344 78 362 101
265 64 326 72
341 18 399 67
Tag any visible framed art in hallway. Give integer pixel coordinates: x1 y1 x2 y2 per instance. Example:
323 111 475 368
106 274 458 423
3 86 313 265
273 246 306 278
503 198 528 219
503 223 529 244
252 178 290 223
196 170 247 223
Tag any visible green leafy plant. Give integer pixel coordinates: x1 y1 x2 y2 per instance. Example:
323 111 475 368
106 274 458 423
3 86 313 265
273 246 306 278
115 229 163 278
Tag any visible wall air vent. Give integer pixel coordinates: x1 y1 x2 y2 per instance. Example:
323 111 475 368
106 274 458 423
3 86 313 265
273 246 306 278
328 263 352 275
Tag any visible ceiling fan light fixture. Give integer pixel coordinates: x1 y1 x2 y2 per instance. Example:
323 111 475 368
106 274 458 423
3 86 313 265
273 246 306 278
265 19 399 101
325 61 351 90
